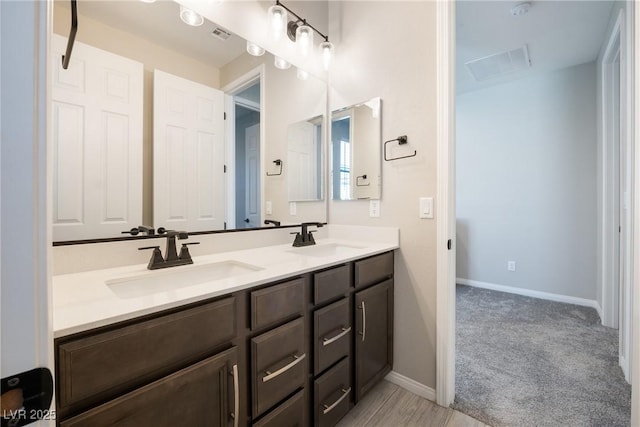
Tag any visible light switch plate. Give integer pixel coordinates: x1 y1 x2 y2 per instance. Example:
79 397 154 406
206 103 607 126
266 201 272 215
419 197 433 219
289 202 297 215
369 200 380 218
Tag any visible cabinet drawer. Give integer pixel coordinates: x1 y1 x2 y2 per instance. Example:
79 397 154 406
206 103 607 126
57 296 236 410
314 264 351 305
60 347 239 427
354 252 393 289
251 278 304 330
314 357 351 427
253 389 305 427
251 317 306 418
314 298 350 375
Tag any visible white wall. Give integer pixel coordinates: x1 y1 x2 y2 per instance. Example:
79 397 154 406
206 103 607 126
328 1 438 389
456 62 598 300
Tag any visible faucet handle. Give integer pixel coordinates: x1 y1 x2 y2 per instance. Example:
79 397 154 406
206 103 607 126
139 246 164 270
178 242 199 263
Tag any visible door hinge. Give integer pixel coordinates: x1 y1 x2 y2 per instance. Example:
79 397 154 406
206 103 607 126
447 239 452 250
224 112 227 120
224 222 227 230
224 164 227 173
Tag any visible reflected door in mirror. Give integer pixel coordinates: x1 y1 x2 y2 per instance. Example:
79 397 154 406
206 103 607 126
51 35 143 241
288 116 323 202
153 70 225 232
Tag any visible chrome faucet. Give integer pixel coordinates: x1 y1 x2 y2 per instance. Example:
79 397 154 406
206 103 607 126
291 222 324 247
139 230 199 270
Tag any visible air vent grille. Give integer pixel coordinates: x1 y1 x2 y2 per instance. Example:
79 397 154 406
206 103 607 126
211 27 232 41
465 45 531 82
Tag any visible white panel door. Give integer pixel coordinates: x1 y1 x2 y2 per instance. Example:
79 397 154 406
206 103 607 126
154 70 225 232
51 34 143 241
244 124 260 227
287 121 317 201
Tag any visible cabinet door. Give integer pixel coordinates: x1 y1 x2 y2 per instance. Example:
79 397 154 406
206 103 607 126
354 279 393 402
60 347 240 427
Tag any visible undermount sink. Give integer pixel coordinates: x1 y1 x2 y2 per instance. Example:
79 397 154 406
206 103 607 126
287 243 364 258
106 260 263 299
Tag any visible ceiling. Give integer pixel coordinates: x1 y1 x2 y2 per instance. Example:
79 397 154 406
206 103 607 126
456 1 615 94
57 0 247 69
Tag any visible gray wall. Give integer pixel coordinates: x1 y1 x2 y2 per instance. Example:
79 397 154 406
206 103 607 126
456 62 598 300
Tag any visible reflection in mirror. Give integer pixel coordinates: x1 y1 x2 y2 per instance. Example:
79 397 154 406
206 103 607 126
288 116 323 202
331 98 382 200
51 0 326 242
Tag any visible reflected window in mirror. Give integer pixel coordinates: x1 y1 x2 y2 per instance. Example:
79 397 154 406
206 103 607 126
331 98 382 201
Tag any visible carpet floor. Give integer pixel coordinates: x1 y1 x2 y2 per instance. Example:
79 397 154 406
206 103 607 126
453 284 631 427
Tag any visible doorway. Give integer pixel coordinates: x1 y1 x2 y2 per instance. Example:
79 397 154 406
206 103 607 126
223 68 264 230
436 0 638 424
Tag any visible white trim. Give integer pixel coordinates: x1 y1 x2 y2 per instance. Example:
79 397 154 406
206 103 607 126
435 0 456 408
457 278 602 314
600 9 623 329
631 1 639 425
385 371 436 402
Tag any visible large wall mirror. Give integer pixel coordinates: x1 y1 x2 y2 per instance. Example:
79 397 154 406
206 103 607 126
51 0 326 242
331 97 382 200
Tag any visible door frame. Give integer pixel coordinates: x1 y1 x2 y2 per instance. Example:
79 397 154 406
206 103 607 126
222 65 265 230
600 9 634 384
436 2 639 424
0 0 54 419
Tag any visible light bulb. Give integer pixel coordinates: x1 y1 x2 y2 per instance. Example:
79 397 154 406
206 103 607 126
295 24 313 57
268 5 287 40
319 41 334 71
246 41 265 57
274 56 291 70
297 68 309 80
179 5 204 27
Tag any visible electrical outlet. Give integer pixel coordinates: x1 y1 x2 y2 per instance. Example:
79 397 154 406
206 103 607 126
369 200 380 218
289 202 297 215
265 201 272 215
507 261 516 272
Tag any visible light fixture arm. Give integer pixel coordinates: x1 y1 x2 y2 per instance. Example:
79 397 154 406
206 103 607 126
276 0 329 42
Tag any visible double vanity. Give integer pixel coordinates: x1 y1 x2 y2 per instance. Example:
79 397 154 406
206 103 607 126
52 225 398 427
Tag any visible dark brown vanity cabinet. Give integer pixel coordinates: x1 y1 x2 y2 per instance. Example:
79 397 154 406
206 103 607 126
55 296 243 427
354 253 394 402
60 347 239 427
54 250 394 427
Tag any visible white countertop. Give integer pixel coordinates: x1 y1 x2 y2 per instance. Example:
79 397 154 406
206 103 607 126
53 235 398 338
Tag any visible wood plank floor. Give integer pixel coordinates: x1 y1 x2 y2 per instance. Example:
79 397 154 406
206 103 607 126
337 381 489 427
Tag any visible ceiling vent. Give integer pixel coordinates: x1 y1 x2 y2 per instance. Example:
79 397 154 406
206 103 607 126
211 27 232 41
465 45 531 82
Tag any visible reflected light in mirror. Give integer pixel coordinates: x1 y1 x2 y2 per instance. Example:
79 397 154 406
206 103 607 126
274 56 291 69
179 5 204 27
246 41 265 56
297 68 309 80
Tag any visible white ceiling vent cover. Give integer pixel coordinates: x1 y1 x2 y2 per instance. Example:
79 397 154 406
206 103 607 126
465 45 531 82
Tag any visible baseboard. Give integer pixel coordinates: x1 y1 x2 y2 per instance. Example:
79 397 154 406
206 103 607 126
385 371 436 401
457 278 601 311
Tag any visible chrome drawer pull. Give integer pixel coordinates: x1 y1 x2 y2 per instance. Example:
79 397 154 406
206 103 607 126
322 327 352 346
323 387 351 415
230 364 239 427
262 353 306 383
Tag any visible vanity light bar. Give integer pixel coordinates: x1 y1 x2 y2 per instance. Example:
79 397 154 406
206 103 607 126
275 0 329 42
